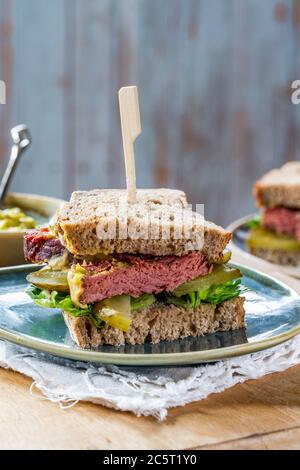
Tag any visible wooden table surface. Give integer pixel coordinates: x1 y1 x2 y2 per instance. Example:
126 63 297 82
1 251 300 450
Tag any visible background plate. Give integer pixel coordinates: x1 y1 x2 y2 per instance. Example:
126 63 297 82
0 264 299 366
228 214 300 279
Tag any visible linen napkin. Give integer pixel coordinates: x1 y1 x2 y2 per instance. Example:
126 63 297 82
1 334 300 420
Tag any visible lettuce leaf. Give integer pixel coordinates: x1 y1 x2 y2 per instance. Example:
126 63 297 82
165 279 243 309
27 288 156 330
131 293 156 311
27 286 103 328
28 278 244 330
196 279 243 304
245 215 261 229
27 286 93 317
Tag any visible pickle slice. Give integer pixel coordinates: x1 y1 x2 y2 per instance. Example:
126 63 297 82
26 267 69 292
215 249 232 264
172 265 242 297
93 295 132 332
247 227 300 252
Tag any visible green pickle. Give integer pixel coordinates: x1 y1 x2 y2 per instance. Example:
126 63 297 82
215 249 231 264
247 226 300 252
27 267 69 292
93 295 132 332
172 264 242 297
0 207 37 231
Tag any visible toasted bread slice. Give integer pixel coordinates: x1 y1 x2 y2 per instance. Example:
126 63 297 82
254 162 300 208
63 297 245 348
55 189 231 261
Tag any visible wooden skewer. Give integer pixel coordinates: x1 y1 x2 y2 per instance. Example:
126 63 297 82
118 86 141 204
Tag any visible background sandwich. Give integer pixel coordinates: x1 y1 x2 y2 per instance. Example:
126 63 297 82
249 162 300 265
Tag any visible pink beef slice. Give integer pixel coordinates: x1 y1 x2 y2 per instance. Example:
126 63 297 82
80 252 212 304
262 207 300 240
24 229 65 263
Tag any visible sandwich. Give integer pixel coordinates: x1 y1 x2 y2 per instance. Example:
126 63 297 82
24 188 245 349
249 162 300 266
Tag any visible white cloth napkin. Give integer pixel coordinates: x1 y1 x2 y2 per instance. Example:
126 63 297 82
1 335 300 420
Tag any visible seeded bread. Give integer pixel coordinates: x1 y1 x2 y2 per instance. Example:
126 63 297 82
249 246 300 266
254 162 300 208
56 190 231 261
63 297 245 348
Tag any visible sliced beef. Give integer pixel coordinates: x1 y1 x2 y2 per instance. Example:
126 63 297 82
25 229 212 303
262 207 300 240
80 252 212 304
24 228 65 263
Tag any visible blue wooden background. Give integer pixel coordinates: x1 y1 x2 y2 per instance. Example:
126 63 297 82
0 0 300 226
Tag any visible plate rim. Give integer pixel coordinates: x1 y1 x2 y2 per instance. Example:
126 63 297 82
0 263 300 366
227 213 300 279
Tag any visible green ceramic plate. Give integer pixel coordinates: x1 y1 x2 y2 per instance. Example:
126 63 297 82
0 264 299 366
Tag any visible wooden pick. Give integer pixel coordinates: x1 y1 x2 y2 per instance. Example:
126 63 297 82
118 86 141 204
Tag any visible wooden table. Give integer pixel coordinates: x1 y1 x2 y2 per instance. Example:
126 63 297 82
1 252 300 450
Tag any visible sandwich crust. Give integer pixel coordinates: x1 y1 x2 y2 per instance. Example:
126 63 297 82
55 189 231 261
63 296 245 348
70 188 188 207
254 162 300 209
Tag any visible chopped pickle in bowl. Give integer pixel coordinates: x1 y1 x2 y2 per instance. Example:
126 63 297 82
0 207 37 231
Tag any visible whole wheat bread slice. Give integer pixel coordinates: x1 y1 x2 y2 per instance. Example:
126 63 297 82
250 246 300 266
254 162 300 208
55 189 231 261
63 297 245 348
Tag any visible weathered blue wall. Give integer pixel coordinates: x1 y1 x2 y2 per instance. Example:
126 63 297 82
0 0 300 225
